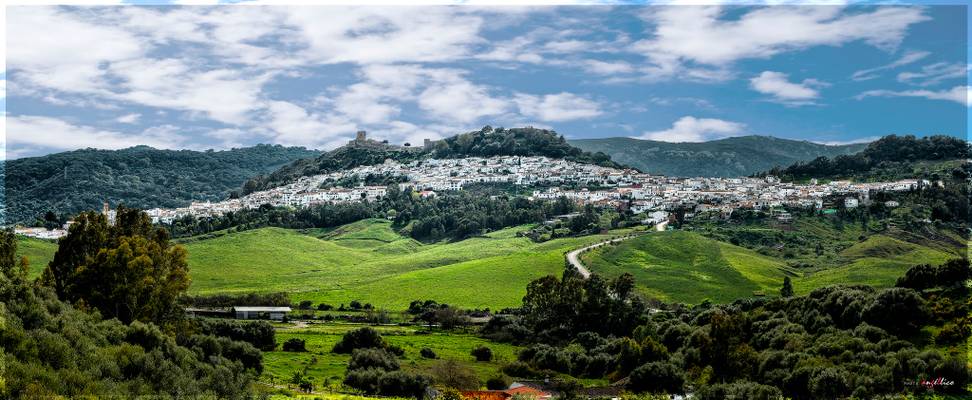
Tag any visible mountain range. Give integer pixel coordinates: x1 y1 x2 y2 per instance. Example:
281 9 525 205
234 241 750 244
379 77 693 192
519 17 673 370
569 135 868 177
2 144 318 225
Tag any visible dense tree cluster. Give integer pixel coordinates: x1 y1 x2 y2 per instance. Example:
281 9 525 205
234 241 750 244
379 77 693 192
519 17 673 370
762 134 969 181
3 144 317 224
430 126 623 169
0 230 261 398
339 331 432 398
180 291 292 308
484 262 970 398
167 186 581 242
192 318 277 351
41 206 190 325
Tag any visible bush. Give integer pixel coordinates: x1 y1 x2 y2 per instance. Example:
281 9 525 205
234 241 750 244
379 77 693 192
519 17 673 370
349 348 400 371
501 361 540 378
486 374 512 390
194 319 276 351
317 303 334 311
627 361 684 394
471 346 493 362
297 300 313 310
282 338 306 352
387 344 406 357
332 327 386 353
420 347 437 359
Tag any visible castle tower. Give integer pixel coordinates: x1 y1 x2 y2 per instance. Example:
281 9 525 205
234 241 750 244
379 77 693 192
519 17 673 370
424 138 432 148
356 130 367 142
102 201 109 216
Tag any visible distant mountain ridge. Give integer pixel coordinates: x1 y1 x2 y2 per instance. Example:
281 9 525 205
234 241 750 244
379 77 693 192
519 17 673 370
569 135 868 177
3 144 319 225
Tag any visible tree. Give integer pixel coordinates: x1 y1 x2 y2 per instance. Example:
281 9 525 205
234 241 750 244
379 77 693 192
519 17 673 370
431 359 480 389
333 327 387 353
283 338 307 352
471 346 493 361
780 276 794 298
41 207 190 325
628 361 684 394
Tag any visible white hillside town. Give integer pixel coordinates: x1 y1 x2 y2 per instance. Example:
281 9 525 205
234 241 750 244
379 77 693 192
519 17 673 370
130 154 927 226
14 153 928 240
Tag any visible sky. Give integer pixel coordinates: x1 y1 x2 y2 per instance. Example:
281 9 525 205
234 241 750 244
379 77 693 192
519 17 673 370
2 3 968 159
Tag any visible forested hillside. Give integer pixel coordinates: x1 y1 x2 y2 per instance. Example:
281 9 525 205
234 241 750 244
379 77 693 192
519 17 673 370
570 135 867 177
761 134 970 181
2 144 318 224
244 126 623 193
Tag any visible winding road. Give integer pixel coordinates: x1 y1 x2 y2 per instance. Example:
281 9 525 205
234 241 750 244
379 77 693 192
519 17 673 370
566 220 668 279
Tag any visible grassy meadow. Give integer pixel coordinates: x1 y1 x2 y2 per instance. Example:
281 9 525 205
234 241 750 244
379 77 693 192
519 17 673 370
17 215 964 309
183 219 640 309
580 231 797 303
581 219 965 304
262 323 521 391
16 236 57 278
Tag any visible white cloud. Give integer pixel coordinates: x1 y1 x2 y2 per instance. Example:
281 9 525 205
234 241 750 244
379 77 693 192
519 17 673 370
115 113 141 124
582 60 635 75
896 62 968 87
7 7 144 93
6 115 187 154
633 6 929 79
513 92 603 122
856 86 970 107
108 58 271 125
750 71 826 105
637 116 745 142
263 100 357 149
851 50 929 81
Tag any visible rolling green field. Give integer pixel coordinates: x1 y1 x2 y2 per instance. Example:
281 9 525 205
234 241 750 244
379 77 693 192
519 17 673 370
15 236 57 278
581 228 964 304
20 216 964 309
263 323 521 390
185 219 639 309
581 231 798 303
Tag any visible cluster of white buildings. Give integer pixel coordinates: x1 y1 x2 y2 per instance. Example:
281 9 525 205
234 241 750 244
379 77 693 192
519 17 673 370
137 155 924 225
534 175 924 218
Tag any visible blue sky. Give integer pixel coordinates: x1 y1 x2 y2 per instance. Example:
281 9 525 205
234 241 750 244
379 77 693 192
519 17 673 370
3 4 968 159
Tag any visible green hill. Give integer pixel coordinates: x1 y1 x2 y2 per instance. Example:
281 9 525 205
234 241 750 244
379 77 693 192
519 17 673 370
184 220 637 309
580 231 797 303
795 234 960 292
569 135 866 177
2 144 319 224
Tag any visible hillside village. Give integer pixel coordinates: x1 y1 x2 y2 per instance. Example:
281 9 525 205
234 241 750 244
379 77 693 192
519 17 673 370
15 150 926 240
131 154 924 227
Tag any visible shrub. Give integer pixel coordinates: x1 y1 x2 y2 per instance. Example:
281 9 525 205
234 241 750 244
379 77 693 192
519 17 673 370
420 347 437 359
501 361 540 378
298 300 313 310
471 346 493 362
349 348 400 371
627 361 684 394
486 374 512 390
387 344 405 357
332 327 386 353
282 338 306 352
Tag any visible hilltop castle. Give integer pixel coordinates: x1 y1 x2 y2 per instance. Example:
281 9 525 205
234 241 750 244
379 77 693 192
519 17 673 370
346 130 438 152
